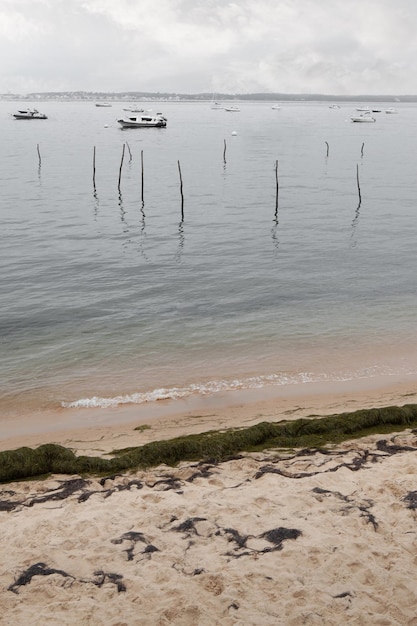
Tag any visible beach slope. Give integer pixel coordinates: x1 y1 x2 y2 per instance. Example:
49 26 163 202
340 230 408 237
2 425 417 625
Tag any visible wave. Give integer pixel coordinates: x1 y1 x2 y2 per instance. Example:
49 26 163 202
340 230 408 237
60 365 408 410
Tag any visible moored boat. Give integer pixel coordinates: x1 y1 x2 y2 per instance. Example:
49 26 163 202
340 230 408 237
117 112 167 128
351 111 376 123
13 108 48 120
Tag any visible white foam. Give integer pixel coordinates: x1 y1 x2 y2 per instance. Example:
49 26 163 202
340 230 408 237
60 365 411 410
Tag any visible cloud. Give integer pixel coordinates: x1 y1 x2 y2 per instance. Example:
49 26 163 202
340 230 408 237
1 0 417 94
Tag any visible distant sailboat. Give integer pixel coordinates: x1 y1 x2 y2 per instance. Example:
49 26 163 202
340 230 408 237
211 93 223 109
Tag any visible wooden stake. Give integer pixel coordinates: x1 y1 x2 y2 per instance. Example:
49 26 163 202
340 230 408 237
118 144 125 191
274 159 279 217
37 144 41 167
178 160 184 220
361 142 364 157
141 150 144 205
325 141 329 157
126 141 132 162
92 146 96 189
223 139 227 164
356 163 362 206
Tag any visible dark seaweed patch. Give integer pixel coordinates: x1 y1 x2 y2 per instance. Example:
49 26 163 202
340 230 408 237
8 562 74 594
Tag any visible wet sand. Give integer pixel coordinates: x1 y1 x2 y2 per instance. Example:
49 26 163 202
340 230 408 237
1 374 417 456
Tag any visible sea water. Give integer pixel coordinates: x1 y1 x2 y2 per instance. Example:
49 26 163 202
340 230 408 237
1 100 417 421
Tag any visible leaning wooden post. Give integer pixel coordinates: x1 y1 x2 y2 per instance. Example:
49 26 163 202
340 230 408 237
274 159 279 217
356 164 362 206
92 146 96 189
118 143 125 191
37 144 41 167
223 139 227 164
126 141 132 162
141 150 144 205
325 141 329 157
178 160 184 220
361 142 364 157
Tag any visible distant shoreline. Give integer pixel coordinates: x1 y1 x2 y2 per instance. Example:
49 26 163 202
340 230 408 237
0 91 411 103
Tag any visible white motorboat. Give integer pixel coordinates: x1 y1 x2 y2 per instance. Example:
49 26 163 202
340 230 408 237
95 102 112 107
271 104 281 110
351 111 376 123
385 107 398 114
356 106 370 112
117 112 167 128
13 108 48 120
224 106 240 112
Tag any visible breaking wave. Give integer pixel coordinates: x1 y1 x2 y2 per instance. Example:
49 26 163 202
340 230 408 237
61 365 404 410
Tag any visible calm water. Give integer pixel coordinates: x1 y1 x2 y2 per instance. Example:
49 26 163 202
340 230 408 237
2 100 417 419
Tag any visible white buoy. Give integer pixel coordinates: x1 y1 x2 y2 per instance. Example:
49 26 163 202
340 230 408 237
231 131 237 136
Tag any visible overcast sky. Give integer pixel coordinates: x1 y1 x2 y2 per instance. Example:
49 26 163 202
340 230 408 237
1 0 416 95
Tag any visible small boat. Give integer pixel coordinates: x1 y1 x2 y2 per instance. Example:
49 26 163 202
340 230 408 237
123 107 145 113
210 93 223 109
356 106 370 112
224 106 240 112
13 108 47 120
385 107 398 114
351 111 376 123
95 102 112 107
329 104 340 109
117 112 167 128
271 104 281 110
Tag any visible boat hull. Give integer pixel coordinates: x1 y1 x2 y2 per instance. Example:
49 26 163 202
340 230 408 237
13 115 47 120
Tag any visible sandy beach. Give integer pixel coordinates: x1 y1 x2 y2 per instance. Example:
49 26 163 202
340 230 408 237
2 378 417 625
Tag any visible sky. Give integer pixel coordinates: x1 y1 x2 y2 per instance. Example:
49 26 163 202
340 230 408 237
1 0 417 95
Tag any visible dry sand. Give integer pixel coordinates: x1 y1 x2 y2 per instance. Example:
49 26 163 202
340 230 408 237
2 377 417 625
